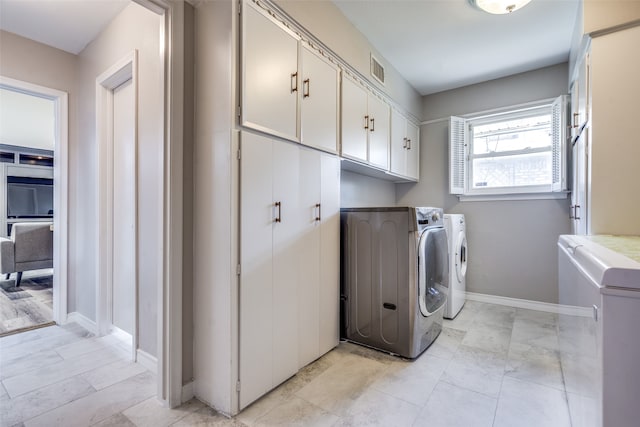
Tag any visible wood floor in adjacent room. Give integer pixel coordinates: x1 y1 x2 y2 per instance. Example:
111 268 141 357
0 270 54 336
1 301 573 426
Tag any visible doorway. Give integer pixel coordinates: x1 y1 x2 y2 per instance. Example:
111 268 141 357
0 77 69 336
96 52 138 358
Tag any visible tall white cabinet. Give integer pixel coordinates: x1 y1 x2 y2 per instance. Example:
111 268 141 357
239 132 340 409
570 25 640 236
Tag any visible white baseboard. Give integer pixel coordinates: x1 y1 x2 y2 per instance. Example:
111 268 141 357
136 349 158 374
465 291 582 316
182 381 195 403
66 312 98 334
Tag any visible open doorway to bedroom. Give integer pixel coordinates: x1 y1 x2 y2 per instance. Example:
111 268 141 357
0 82 66 337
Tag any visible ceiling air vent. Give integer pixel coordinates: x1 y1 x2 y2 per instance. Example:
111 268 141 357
370 54 385 85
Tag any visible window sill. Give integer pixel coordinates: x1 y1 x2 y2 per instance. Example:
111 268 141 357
457 191 570 202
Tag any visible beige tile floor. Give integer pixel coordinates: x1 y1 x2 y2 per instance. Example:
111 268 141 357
0 301 572 426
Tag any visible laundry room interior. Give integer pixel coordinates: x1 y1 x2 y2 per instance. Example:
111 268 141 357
1 0 640 426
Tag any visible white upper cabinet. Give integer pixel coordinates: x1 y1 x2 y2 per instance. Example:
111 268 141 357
241 3 339 152
341 75 391 170
570 52 590 140
390 109 419 181
367 94 390 169
341 75 368 162
241 2 300 141
300 44 340 154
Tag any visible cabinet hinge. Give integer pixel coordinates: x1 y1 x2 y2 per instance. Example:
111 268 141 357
238 0 241 15
237 150 241 160
236 264 241 275
237 105 241 118
236 380 241 392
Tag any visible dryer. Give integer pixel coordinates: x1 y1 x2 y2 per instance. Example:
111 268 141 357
443 214 467 319
340 207 447 359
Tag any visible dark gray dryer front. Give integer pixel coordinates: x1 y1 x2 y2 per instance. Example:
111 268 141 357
340 206 447 359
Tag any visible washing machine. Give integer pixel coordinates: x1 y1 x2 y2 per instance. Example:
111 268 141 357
443 214 467 319
340 207 447 359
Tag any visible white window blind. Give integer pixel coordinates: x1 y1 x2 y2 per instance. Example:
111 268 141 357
449 116 466 195
448 95 568 197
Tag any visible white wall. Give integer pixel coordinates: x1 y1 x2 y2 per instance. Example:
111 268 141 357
0 88 55 151
193 0 237 414
397 63 571 304
76 2 163 355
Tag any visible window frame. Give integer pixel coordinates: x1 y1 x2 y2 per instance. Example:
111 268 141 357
449 96 569 200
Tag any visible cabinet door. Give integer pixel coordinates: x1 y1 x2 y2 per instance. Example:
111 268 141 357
319 153 340 355
390 109 407 176
405 121 420 180
239 132 274 409
272 139 301 385
298 148 321 368
300 45 340 154
367 94 390 169
577 54 589 131
572 130 588 235
241 3 299 141
341 76 368 162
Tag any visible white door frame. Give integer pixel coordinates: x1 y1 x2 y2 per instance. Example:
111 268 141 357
130 0 184 408
96 51 139 356
0 76 69 327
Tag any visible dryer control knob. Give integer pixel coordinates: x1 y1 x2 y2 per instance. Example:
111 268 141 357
432 212 440 221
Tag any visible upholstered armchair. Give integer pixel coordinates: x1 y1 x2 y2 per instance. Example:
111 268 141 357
0 222 53 286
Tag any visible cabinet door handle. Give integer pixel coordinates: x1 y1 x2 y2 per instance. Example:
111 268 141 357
370 117 375 132
403 138 407 149
573 112 579 128
574 205 581 220
303 78 310 98
364 115 369 130
569 204 575 219
274 201 282 223
315 203 321 221
593 304 599 322
407 138 411 150
290 72 298 93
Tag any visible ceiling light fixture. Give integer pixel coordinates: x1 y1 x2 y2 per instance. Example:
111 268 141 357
470 0 532 14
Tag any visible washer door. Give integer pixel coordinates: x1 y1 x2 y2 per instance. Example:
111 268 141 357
418 228 448 317
456 232 467 283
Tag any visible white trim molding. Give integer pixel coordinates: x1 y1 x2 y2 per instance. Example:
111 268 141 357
465 291 584 316
137 349 158 374
95 50 139 343
181 381 195 403
66 312 98 334
0 76 69 327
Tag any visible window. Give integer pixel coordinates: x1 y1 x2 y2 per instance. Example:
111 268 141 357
449 95 568 198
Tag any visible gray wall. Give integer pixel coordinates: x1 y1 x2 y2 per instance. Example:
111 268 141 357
341 171 396 208
0 31 79 310
397 63 571 304
76 2 163 354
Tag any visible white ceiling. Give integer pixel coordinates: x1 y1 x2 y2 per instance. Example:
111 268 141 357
0 0 129 55
0 0 579 95
333 0 580 95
